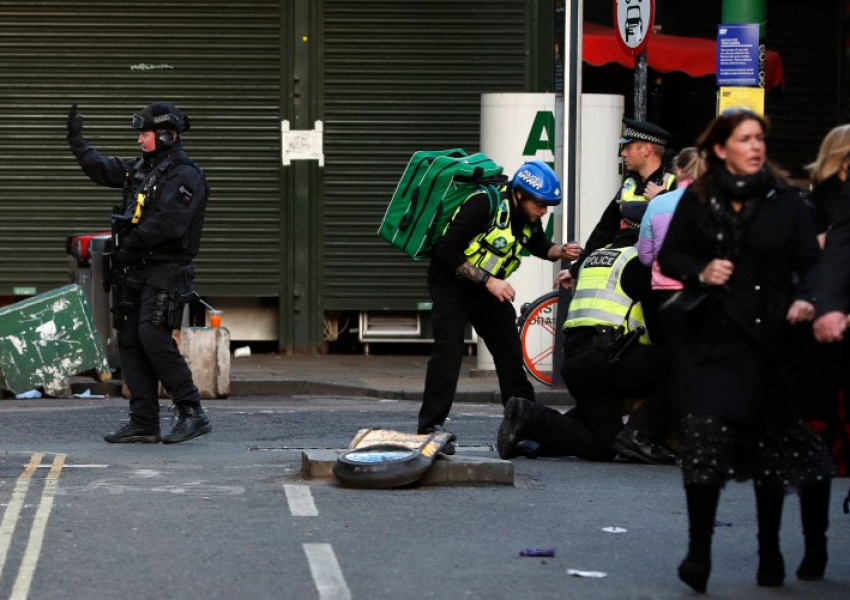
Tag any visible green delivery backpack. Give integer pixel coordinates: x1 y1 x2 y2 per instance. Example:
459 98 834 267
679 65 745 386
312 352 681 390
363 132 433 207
378 149 507 260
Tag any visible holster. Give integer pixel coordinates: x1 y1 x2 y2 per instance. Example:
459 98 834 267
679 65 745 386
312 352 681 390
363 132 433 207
152 289 195 330
607 326 646 364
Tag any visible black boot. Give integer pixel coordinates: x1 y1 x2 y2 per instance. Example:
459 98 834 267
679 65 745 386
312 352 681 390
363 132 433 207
755 483 786 587
797 478 831 581
497 397 537 459
678 484 720 594
104 419 160 443
162 403 211 444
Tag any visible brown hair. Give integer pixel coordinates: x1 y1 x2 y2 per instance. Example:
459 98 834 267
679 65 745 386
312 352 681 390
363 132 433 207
806 124 850 186
690 109 773 201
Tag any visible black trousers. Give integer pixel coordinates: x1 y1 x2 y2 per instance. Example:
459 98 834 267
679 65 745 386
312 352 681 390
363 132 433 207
419 278 534 429
117 264 199 428
534 328 663 460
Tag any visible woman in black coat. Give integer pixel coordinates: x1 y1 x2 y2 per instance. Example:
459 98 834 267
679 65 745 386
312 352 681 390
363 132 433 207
658 109 834 593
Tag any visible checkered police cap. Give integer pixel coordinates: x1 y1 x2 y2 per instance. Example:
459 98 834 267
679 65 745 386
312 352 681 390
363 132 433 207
619 118 670 147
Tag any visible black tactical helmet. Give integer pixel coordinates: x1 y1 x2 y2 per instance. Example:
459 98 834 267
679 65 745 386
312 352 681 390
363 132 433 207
131 101 190 133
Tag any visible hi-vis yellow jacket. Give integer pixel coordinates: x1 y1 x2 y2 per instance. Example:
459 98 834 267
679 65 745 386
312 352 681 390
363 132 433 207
452 189 534 279
563 246 650 344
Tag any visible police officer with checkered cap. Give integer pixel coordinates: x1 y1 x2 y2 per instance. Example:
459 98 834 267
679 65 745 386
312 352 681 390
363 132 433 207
551 116 678 464
559 117 677 287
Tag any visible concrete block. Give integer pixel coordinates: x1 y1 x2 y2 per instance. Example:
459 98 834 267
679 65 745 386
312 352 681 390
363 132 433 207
420 455 514 486
122 326 231 399
177 327 231 398
302 449 343 479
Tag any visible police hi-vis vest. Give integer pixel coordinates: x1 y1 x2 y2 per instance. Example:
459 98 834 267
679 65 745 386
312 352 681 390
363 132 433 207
564 246 650 344
617 172 676 226
452 188 534 279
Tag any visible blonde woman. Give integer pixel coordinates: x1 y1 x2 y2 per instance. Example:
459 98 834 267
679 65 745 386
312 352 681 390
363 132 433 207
807 124 850 247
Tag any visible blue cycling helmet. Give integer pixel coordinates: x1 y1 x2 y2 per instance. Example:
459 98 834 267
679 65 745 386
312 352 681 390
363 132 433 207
511 160 562 205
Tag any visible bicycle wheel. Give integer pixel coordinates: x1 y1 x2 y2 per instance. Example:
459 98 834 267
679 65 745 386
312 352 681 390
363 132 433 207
517 290 566 386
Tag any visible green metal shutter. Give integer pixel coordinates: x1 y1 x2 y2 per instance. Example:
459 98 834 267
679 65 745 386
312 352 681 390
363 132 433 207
322 0 530 311
0 0 282 297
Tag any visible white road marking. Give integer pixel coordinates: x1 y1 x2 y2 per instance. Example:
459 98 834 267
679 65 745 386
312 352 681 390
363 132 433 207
10 454 66 600
284 484 318 517
303 543 352 600
0 453 42 588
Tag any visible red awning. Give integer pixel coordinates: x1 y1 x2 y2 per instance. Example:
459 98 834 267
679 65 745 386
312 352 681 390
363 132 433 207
583 23 785 90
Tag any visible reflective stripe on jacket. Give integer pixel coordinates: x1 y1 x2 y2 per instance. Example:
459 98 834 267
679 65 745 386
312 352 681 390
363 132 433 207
564 245 650 344
455 188 533 279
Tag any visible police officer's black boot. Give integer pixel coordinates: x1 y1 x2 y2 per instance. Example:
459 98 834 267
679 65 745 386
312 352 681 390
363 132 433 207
162 402 211 444
797 478 831 581
755 483 786 587
497 397 539 459
104 417 160 444
678 483 720 594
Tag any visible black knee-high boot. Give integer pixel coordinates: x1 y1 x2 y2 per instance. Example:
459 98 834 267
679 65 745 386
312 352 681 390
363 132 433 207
797 478 831 580
755 483 785 587
679 484 720 594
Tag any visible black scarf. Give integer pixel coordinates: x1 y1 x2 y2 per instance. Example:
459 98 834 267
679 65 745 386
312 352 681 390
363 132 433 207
709 167 770 259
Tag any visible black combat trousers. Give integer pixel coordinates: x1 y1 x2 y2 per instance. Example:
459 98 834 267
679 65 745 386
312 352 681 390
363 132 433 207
418 278 535 430
118 264 200 428
528 327 663 460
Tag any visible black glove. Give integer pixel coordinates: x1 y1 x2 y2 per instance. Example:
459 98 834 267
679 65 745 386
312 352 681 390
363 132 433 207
115 232 142 267
67 103 84 138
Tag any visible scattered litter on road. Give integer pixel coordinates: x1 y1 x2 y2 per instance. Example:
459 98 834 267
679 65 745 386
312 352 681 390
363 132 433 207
601 526 627 533
71 389 105 399
519 547 556 557
234 346 252 358
15 389 42 399
567 569 607 578
714 519 733 527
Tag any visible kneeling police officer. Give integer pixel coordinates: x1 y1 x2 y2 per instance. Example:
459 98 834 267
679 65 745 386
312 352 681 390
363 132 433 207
67 101 211 444
498 229 674 463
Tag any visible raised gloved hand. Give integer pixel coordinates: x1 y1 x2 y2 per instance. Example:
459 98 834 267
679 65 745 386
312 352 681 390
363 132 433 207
67 103 84 138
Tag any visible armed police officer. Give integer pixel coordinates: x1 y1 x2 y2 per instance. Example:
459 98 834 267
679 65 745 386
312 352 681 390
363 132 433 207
67 102 211 444
419 161 581 444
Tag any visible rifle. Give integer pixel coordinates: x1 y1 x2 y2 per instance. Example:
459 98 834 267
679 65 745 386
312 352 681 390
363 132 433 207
104 208 135 329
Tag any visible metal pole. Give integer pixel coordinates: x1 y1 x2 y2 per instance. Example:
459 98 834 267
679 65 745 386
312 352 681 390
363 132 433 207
552 0 583 388
722 0 766 88
634 51 648 119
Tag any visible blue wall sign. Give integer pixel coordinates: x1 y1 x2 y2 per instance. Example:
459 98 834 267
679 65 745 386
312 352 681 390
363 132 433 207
716 24 760 86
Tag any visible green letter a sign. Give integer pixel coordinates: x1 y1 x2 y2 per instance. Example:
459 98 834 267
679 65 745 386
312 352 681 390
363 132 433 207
522 110 555 157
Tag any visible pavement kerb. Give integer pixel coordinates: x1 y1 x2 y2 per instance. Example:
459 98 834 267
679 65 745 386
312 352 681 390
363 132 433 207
229 378 572 405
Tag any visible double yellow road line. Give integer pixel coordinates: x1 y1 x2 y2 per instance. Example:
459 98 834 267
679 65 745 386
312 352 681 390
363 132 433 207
0 453 66 600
